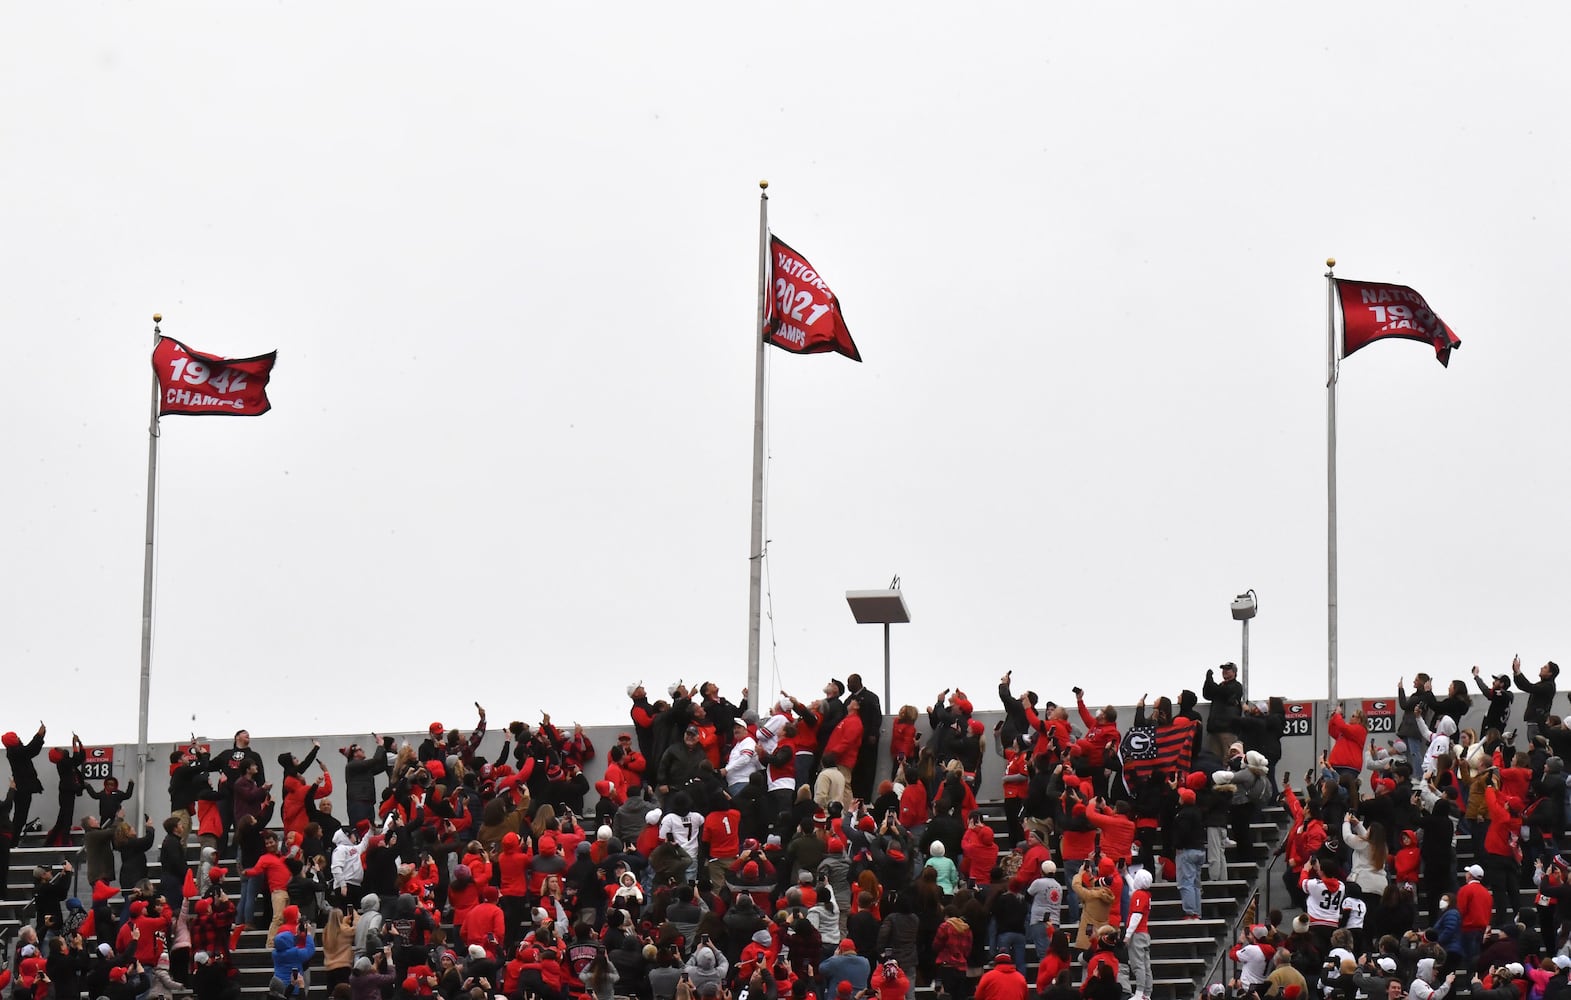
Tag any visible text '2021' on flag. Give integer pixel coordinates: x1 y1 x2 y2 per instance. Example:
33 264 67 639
1335 279 1460 367
764 236 861 362
152 336 277 416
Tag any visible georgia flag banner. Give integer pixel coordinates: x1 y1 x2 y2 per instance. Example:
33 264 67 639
1337 279 1460 367
152 337 277 416
765 236 861 362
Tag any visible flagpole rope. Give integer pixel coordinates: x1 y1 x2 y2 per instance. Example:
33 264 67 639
761 344 784 699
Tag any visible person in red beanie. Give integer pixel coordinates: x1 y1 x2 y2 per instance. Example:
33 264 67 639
975 953 1027 1000
4 723 47 836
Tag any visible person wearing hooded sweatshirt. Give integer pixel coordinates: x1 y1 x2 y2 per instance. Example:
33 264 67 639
1409 957 1456 1000
269 929 315 999
934 906 974 1000
959 815 1000 885
683 940 728 995
1124 869 1154 1000
4 723 47 835
352 894 385 960
1415 714 1457 778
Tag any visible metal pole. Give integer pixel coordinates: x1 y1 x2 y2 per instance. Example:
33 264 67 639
883 623 891 712
1241 617 1250 703
137 314 163 823
747 183 770 703
1326 259 1339 703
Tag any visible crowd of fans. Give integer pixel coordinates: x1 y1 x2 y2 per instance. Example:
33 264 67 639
0 657 1565 1000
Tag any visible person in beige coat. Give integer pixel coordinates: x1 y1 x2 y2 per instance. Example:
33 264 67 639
1071 868 1115 951
322 906 357 989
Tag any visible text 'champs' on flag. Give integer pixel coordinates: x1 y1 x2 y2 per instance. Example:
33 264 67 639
152 337 277 416
765 236 861 362
1337 279 1461 367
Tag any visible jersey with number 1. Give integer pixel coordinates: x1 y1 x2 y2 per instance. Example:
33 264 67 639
1301 874 1345 926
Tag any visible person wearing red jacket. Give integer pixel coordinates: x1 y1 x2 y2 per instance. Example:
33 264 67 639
460 886 506 953
1326 707 1368 777
960 817 1000 885
244 848 292 947
1072 693 1120 787
824 701 864 779
890 707 918 779
1279 777 1325 908
975 953 1028 1000
282 767 332 841
1482 784 1524 925
1457 864 1493 969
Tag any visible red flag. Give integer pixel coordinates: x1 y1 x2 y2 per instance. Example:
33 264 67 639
152 337 277 416
764 236 861 362
1337 279 1460 367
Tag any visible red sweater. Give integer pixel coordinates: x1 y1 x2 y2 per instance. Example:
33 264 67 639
1086 803 1135 862
1457 879 1493 931
1327 713 1367 770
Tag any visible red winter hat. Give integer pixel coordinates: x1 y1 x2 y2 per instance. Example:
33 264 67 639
539 836 558 854
887 847 906 861
282 905 299 926
594 780 613 797
827 837 846 854
1098 857 1115 877
403 978 419 993
953 698 974 715
48 748 65 764
837 940 857 954
425 760 446 779
547 765 565 783
878 780 894 796
1177 787 1196 805
968 719 985 736
482 886 499 904
838 983 854 997
1186 771 1208 790
742 861 760 879
195 898 212 915
1 733 19 748
857 815 876 832
429 722 444 736
109 968 127 983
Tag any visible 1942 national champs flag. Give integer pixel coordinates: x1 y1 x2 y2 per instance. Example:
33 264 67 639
152 337 277 416
1336 279 1461 367
765 236 861 362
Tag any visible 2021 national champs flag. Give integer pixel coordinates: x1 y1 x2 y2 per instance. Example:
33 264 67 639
1336 279 1461 367
765 236 861 362
152 337 277 416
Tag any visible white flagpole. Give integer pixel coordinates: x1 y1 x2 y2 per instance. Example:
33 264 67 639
137 313 162 822
747 182 770 704
1325 259 1340 704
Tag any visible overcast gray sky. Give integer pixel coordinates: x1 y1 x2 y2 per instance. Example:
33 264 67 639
3 5 1567 744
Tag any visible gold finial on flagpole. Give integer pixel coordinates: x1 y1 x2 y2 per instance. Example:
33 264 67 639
1325 258 1336 269
152 313 162 324
759 180 769 190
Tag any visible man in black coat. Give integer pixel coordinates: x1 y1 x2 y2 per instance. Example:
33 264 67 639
1202 664 1244 761
1513 656 1559 739
846 674 882 801
4 723 48 835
